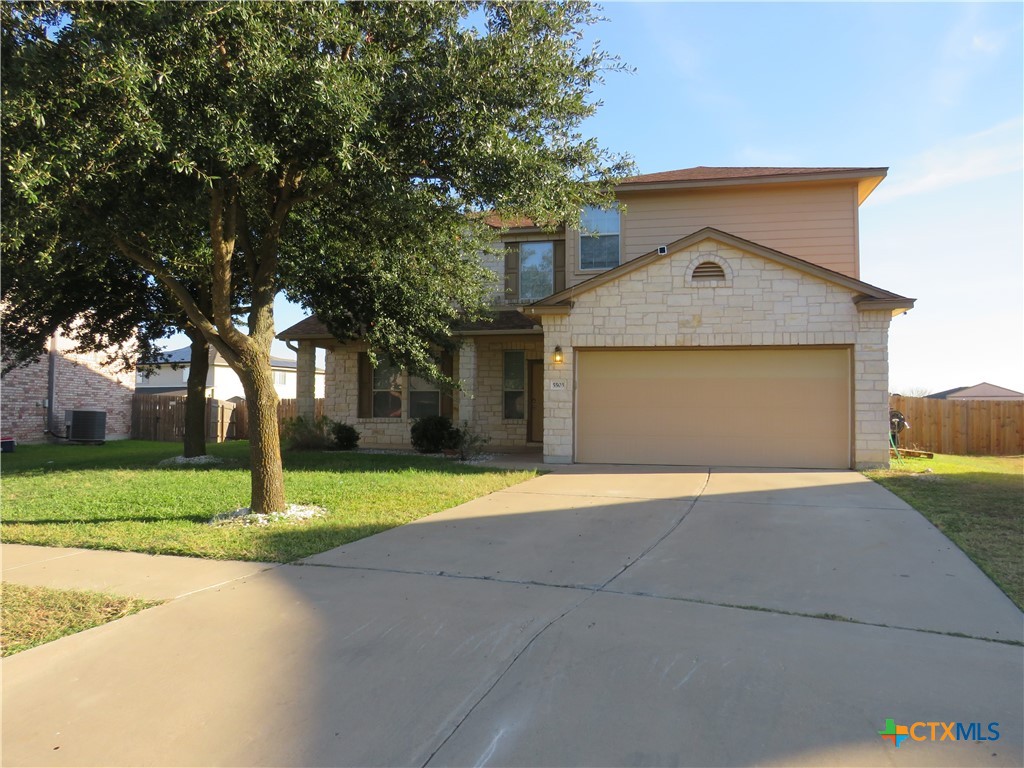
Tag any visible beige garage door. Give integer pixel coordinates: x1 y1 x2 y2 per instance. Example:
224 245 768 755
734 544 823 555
576 349 851 469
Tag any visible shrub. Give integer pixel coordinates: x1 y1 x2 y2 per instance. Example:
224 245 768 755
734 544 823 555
453 421 491 461
281 415 335 451
331 422 360 451
410 415 459 453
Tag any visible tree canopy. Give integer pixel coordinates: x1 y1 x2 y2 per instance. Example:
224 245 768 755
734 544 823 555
2 1 632 511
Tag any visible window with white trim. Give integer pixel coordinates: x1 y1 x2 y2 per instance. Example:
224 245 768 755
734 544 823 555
580 204 620 270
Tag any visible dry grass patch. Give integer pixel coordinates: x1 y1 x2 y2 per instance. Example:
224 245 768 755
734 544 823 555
1 583 159 656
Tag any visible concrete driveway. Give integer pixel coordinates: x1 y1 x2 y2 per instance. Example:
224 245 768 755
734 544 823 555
3 467 1022 767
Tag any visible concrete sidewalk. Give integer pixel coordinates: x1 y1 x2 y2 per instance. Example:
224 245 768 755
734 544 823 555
2 543 275 601
3 467 1022 767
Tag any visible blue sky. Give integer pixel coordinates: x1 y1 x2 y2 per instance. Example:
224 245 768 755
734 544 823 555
185 2 1024 395
576 2 1023 394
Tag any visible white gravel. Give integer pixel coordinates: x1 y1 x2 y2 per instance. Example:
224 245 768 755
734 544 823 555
209 504 327 527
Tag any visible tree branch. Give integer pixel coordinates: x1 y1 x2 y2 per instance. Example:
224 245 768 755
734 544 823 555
111 234 240 366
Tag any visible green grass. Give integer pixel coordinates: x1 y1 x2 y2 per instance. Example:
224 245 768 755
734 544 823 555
1 440 537 562
1 583 159 656
865 454 1024 610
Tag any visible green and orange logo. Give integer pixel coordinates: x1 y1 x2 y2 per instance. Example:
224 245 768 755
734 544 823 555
879 719 909 747
879 718 1000 748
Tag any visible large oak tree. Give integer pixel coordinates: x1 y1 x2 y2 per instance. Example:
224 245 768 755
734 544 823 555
2 1 631 512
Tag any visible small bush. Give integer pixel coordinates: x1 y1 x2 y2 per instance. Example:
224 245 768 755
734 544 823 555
453 421 491 460
281 415 335 451
410 415 460 453
331 422 360 451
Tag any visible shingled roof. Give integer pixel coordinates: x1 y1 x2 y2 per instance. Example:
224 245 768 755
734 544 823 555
277 310 539 341
619 166 883 185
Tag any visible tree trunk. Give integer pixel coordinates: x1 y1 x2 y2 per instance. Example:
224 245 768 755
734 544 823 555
183 331 209 458
237 355 286 513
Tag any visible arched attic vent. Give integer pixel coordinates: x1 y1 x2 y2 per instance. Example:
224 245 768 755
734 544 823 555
691 261 727 281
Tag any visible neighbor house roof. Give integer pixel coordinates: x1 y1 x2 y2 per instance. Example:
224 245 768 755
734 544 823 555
527 227 915 317
927 383 1024 400
144 346 320 371
277 310 540 342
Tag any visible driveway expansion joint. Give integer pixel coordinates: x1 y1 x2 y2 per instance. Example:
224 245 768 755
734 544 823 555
497 489 677 502
598 587 1024 647
293 560 590 592
421 588 598 768
694 498 912 511
598 469 711 589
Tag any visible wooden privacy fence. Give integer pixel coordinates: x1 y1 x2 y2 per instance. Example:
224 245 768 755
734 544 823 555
228 398 326 440
131 393 325 443
890 395 1023 456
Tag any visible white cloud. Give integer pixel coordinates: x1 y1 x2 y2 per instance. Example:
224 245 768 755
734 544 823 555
869 117 1023 204
931 4 1014 106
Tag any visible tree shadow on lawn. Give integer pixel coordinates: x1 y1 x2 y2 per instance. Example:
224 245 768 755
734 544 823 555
1 441 507 479
7 513 215 525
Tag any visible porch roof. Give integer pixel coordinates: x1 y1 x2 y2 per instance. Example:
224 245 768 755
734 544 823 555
277 310 540 342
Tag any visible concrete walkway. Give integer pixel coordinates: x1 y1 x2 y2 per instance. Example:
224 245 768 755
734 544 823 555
3 543 275 601
3 467 1022 767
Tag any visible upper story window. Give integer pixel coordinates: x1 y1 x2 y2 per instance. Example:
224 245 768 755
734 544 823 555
504 241 564 304
580 204 620 271
519 242 555 302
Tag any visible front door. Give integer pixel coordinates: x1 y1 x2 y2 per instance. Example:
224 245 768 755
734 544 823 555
527 360 544 443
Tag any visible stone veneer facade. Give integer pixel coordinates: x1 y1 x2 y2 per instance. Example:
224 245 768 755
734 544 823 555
1 332 135 443
323 334 544 450
537 239 892 468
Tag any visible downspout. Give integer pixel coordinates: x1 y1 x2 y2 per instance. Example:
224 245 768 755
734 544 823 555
46 331 57 436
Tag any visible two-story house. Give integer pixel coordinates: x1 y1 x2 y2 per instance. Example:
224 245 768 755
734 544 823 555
279 166 915 469
137 346 325 401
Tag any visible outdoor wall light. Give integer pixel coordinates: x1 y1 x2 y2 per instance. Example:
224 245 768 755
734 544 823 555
552 346 564 364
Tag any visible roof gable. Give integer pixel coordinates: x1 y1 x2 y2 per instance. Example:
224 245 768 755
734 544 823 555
529 227 914 315
928 383 1023 400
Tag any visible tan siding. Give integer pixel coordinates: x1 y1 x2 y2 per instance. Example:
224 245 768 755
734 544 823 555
564 182 859 290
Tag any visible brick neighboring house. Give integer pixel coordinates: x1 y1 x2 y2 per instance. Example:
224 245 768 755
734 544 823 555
1 330 135 444
279 166 916 469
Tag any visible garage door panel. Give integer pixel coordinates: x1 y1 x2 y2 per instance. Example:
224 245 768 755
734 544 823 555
576 349 850 469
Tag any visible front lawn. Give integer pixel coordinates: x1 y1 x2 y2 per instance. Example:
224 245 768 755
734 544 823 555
865 454 1023 610
1 583 158 656
1 440 537 562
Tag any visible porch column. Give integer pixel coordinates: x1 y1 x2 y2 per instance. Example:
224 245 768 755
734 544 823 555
296 341 317 421
456 339 477 425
